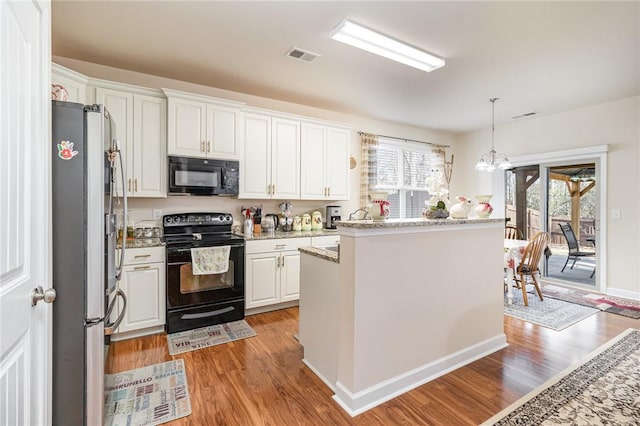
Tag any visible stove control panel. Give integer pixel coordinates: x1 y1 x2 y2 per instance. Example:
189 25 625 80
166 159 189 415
163 212 233 227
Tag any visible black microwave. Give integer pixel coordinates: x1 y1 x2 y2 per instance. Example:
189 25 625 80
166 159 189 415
168 156 239 196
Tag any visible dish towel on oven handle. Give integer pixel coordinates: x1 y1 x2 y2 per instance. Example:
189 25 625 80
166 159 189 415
190 246 231 275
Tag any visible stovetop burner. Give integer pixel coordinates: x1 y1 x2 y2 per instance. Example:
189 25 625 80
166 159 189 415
162 212 242 247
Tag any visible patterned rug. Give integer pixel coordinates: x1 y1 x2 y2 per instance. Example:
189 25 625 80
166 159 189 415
482 328 640 425
104 359 191 426
543 284 640 319
504 287 599 330
167 319 256 356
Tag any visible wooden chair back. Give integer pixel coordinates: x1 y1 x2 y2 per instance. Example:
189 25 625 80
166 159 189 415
518 231 549 274
504 226 524 240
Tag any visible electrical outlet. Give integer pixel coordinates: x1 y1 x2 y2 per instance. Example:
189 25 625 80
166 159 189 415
611 209 621 220
152 209 162 220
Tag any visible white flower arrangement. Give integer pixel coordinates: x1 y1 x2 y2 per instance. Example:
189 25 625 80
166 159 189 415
425 169 450 212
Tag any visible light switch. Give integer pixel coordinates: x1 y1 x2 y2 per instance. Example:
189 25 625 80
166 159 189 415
153 209 162 220
611 209 621 220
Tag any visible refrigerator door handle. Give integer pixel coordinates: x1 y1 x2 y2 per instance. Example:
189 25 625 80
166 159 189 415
115 141 127 281
104 289 127 335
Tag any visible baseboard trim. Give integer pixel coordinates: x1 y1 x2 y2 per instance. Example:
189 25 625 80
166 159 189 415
302 358 336 392
606 287 640 301
332 333 508 416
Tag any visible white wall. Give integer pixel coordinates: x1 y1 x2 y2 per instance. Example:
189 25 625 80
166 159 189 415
453 96 640 297
53 56 458 226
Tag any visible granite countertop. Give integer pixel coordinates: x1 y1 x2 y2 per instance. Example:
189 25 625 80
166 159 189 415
299 246 339 263
117 237 165 249
236 229 339 241
336 217 504 229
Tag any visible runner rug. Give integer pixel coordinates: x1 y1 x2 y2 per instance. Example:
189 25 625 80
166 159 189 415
504 287 599 330
104 359 191 426
543 284 640 319
482 328 640 425
167 319 257 356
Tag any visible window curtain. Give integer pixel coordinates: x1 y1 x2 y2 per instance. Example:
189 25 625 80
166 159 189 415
359 132 379 209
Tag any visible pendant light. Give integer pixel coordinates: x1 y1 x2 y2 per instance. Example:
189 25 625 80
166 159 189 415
475 98 511 171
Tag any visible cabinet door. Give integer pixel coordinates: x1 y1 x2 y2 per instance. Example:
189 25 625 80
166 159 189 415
52 70 86 104
280 251 301 302
239 113 271 199
326 127 350 200
117 262 166 334
245 252 280 308
133 95 167 197
300 122 327 199
96 88 134 195
167 97 207 157
271 118 300 199
206 105 237 159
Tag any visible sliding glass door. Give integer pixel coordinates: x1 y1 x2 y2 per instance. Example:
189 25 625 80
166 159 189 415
505 161 599 289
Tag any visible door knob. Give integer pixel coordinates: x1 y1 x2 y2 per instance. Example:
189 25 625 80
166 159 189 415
31 286 56 306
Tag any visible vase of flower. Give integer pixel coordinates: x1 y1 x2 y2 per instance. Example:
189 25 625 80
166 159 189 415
474 194 494 218
368 191 390 221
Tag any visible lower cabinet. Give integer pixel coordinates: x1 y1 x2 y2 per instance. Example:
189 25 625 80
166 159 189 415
112 246 165 340
245 237 311 310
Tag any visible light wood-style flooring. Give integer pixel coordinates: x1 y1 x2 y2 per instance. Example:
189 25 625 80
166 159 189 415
106 307 639 425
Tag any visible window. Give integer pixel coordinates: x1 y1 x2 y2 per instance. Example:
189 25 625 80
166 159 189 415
371 138 445 218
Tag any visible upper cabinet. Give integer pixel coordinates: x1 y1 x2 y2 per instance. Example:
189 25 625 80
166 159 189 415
239 112 300 199
52 63 88 104
163 89 243 160
300 123 350 200
95 83 167 198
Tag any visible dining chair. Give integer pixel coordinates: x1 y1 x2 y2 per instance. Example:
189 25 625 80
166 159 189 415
512 231 549 306
504 226 524 240
558 223 595 276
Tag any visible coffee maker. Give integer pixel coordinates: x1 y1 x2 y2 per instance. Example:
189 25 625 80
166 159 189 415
326 206 342 229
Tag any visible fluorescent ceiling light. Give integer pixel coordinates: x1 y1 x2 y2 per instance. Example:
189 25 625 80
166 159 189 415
330 19 445 72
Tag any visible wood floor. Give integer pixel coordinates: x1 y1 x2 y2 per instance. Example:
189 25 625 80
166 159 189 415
106 307 639 425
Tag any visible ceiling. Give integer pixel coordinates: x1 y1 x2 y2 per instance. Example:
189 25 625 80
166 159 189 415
51 1 639 134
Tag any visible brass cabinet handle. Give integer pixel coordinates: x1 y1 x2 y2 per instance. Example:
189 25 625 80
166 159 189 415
134 178 138 192
328 187 331 197
133 254 151 258
207 141 211 153
272 184 275 195
128 178 131 192
201 140 205 152
133 265 151 270
281 256 285 268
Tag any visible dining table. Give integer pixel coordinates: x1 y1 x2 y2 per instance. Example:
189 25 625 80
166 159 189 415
504 238 529 304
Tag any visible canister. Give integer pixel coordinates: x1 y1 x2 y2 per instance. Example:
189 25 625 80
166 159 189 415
311 210 323 230
293 216 302 231
301 213 312 231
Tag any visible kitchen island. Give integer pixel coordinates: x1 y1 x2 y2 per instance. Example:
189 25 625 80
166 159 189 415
298 217 506 416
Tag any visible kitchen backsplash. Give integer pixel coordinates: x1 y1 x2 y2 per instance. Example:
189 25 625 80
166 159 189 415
126 197 351 229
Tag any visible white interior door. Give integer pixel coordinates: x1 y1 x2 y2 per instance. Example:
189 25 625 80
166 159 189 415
0 0 51 424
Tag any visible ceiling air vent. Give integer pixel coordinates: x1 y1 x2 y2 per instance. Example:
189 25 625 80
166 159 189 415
512 111 538 120
286 47 321 63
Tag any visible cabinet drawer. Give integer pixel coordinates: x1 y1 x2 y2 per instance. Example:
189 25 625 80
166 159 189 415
246 237 311 254
122 246 165 265
311 235 340 247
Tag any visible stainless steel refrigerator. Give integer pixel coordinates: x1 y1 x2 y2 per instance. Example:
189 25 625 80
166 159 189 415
52 101 128 425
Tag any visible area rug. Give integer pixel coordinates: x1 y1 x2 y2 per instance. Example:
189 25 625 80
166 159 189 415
543 284 640 319
504 288 599 330
104 359 191 426
482 328 640 425
167 319 256 355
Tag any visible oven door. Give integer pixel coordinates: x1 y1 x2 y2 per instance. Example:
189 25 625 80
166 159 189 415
166 240 245 311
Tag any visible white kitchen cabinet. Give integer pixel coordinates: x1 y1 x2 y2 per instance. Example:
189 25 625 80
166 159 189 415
164 89 243 160
245 237 310 310
52 63 88 104
112 246 166 340
239 112 300 199
95 86 166 197
300 123 350 200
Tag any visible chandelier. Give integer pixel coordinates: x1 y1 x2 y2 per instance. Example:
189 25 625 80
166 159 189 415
475 98 511 171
